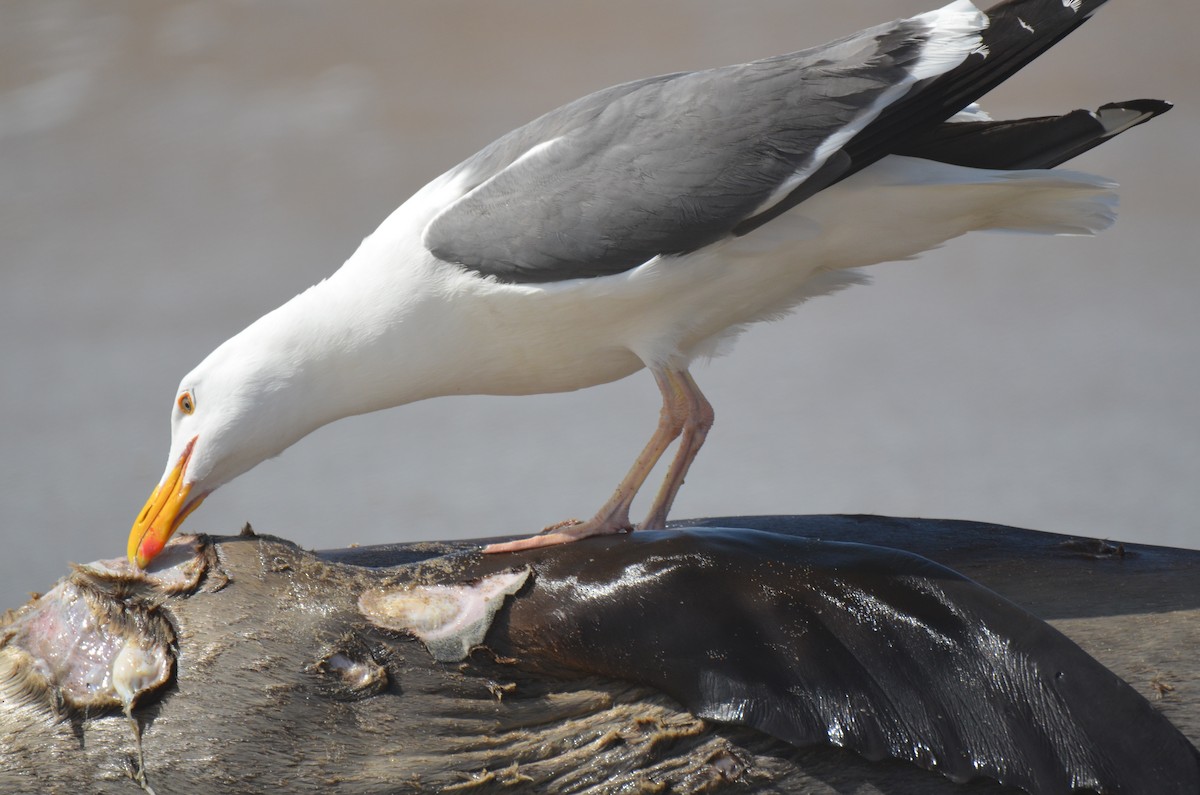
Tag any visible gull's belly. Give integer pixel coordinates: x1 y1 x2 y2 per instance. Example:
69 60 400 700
449 245 828 397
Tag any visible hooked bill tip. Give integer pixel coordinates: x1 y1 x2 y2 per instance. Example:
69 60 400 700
137 532 165 567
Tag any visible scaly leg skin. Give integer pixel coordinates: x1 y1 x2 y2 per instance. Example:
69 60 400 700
641 370 714 530
484 367 703 554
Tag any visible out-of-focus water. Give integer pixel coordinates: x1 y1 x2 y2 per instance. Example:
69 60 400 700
2 0 1197 610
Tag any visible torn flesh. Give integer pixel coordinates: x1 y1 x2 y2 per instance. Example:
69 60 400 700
0 535 207 792
358 567 531 662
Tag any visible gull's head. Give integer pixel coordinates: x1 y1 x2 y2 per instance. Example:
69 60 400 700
127 328 319 568
126 252 443 568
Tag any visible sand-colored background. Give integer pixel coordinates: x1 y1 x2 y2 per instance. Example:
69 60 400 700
2 0 1196 608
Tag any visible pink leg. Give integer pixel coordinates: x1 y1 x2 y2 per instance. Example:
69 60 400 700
484 367 694 554
641 370 714 530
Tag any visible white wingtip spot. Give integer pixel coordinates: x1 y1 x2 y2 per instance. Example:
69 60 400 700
1018 17 1035 34
1094 107 1156 137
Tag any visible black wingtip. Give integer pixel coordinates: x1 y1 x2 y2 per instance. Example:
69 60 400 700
983 0 1110 19
1092 99 1172 141
893 98 1171 171
737 0 1128 237
1097 98 1173 118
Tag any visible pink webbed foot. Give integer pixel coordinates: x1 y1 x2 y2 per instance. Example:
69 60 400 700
482 518 631 554
484 366 714 555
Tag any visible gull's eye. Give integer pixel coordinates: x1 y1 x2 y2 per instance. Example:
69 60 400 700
177 391 196 415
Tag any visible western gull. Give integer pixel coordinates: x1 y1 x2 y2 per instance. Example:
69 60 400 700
128 0 1169 566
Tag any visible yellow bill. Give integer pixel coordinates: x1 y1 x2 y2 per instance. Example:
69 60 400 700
128 436 206 568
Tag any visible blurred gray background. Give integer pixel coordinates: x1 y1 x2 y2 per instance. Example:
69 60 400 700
2 0 1196 609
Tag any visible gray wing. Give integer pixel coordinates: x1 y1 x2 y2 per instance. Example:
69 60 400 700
423 0 1108 284
423 16 938 283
